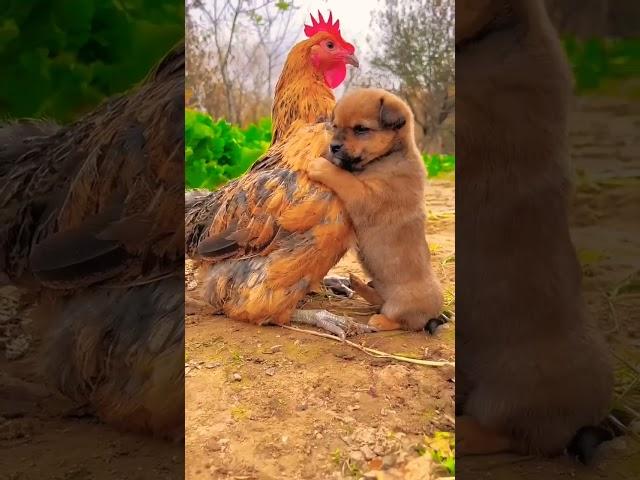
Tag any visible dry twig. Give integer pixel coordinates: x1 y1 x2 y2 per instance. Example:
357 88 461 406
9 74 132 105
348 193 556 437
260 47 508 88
281 325 454 367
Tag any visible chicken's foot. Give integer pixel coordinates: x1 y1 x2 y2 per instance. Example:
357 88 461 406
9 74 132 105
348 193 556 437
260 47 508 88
291 309 377 340
322 275 354 298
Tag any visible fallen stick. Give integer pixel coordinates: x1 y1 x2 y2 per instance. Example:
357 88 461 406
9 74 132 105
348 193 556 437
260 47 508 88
281 325 454 367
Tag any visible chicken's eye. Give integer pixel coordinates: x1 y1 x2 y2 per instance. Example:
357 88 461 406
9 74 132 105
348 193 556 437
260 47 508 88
326 41 335 50
353 125 370 135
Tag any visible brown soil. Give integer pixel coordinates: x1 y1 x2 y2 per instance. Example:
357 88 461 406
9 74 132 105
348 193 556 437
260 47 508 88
184 178 456 480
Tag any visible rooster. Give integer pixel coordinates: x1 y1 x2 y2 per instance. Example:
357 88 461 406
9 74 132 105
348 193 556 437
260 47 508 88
186 12 371 338
268 11 358 145
0 43 185 439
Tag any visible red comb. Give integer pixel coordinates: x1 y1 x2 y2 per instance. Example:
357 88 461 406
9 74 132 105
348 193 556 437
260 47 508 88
304 10 354 54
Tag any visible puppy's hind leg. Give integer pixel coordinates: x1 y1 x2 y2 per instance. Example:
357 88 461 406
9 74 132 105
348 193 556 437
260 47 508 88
349 273 384 306
322 273 385 306
456 415 513 456
368 314 402 331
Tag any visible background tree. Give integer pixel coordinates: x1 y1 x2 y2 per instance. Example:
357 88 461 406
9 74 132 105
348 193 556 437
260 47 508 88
186 0 297 126
364 0 455 153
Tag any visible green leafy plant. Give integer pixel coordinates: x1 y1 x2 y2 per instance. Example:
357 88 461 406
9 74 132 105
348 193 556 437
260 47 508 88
563 37 640 93
423 153 455 178
420 431 455 475
185 109 271 190
186 111 455 190
0 1 183 122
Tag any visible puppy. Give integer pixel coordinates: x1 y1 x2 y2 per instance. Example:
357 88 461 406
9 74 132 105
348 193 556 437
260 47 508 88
456 0 613 459
307 88 443 332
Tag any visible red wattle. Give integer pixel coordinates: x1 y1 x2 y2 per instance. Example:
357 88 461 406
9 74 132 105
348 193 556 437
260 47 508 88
323 63 347 89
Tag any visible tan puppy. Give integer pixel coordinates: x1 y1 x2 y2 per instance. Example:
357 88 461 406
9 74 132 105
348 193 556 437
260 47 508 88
307 88 443 332
456 0 613 460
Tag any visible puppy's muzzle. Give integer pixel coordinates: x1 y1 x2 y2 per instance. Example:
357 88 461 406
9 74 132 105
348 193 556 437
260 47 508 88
329 143 362 172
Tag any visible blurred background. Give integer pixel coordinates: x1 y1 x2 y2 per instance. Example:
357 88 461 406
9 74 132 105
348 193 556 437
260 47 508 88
0 0 183 123
185 0 456 189
546 0 639 95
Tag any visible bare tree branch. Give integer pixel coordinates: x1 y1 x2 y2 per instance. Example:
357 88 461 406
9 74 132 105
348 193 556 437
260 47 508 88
186 0 298 125
365 0 455 152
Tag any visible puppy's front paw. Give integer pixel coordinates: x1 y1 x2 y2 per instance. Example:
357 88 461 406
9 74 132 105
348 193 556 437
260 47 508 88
307 156 336 182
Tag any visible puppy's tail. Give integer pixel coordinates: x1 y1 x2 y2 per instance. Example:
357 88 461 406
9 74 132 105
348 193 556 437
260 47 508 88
566 424 614 465
425 312 450 335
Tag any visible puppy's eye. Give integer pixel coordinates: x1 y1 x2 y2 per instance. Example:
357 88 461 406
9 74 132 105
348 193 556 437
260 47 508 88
353 125 370 135
326 41 335 50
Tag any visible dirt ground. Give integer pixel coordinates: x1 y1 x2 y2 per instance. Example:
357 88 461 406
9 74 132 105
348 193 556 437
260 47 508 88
1 95 638 480
184 178 456 480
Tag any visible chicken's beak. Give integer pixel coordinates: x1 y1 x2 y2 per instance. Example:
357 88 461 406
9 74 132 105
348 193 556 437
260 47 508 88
345 54 359 68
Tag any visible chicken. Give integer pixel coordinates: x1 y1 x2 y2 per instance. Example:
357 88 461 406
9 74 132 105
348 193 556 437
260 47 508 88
0 43 185 439
268 11 358 145
186 13 371 338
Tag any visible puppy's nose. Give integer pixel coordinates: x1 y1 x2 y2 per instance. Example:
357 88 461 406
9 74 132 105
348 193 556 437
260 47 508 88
330 142 342 154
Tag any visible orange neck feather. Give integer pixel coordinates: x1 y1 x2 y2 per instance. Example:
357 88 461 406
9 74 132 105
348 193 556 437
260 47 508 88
270 37 336 144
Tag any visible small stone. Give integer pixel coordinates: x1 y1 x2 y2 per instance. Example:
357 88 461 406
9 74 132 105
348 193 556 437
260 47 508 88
265 367 276 376
368 457 384 470
373 445 386 456
382 455 396 468
363 471 383 479
349 450 365 462
340 415 356 424
334 351 356 360
281 435 289 444
315 432 323 440
5 334 31 360
402 455 433 480
360 445 375 461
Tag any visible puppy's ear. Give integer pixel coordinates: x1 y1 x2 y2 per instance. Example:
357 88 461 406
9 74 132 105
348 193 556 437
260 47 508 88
379 97 406 130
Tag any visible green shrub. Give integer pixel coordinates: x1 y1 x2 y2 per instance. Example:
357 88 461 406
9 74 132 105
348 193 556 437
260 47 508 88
423 153 455 178
563 37 640 92
185 109 271 189
0 1 183 122
186 110 456 189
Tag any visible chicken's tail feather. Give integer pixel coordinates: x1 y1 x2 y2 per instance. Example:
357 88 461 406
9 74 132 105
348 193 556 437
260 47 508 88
0 119 60 177
185 189 222 258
